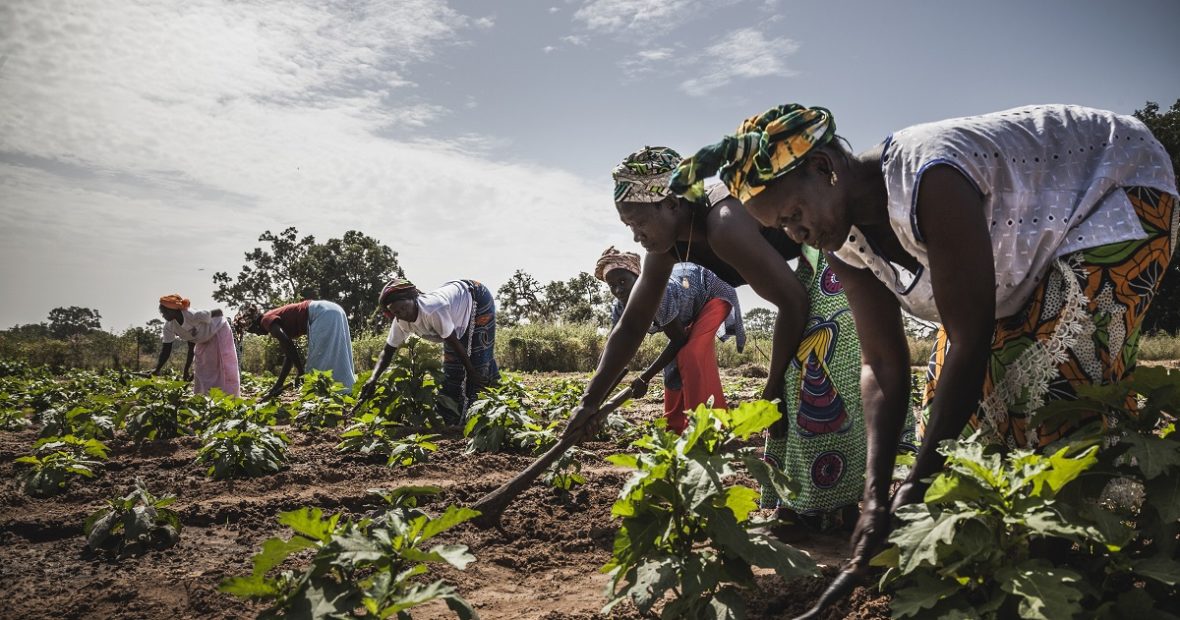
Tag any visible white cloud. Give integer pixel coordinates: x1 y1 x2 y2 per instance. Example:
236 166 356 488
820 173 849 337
561 35 588 46
678 28 800 96
0 0 617 328
543 45 558 53
573 0 738 36
618 46 681 80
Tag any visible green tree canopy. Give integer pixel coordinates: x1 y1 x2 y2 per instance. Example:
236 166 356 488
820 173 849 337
743 307 775 336
498 270 610 326
1134 99 1180 333
496 270 542 326
212 227 402 332
47 306 102 339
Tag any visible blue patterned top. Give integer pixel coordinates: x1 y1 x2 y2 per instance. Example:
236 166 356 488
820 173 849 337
611 263 745 351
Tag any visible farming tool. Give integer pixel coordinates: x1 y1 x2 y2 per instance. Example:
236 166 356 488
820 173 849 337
470 380 635 526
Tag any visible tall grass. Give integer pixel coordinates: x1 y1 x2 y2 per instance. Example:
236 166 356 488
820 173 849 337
7 325 1179 375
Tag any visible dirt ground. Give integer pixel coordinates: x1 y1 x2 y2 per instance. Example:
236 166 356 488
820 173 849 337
0 372 890 620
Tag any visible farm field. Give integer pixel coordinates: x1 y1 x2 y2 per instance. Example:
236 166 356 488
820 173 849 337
0 366 890 620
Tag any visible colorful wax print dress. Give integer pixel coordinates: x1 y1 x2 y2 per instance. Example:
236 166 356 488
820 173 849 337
760 246 865 516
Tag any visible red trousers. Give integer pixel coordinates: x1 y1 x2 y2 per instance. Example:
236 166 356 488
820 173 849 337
663 298 731 433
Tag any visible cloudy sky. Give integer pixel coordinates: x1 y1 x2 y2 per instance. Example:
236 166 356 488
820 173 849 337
2 0 1178 330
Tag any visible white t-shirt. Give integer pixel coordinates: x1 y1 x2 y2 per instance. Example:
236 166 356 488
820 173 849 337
832 104 1177 322
386 282 474 347
161 309 223 345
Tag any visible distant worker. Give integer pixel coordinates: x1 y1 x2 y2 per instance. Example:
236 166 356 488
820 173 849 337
359 278 500 423
595 246 745 433
152 294 240 397
234 299 356 398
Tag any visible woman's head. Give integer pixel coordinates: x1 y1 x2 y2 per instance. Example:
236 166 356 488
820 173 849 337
379 278 421 323
613 146 697 253
158 294 189 322
594 246 641 304
671 104 854 251
233 304 265 335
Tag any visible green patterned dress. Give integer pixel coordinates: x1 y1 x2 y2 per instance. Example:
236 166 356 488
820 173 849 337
760 246 866 517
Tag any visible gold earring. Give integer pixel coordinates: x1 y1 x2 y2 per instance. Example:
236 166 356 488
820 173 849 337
829 171 838 186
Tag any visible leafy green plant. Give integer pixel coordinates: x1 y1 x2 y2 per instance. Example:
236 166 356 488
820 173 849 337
84 478 181 557
463 379 554 454
196 418 289 479
386 433 439 467
602 401 818 619
123 376 196 443
543 446 588 495
38 401 118 440
16 435 109 497
0 397 32 430
359 338 455 427
220 486 479 619
293 370 350 430
875 366 1180 619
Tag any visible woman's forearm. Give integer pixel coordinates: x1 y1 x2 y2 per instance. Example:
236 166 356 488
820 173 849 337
582 320 647 408
152 343 173 374
910 336 990 483
861 361 912 504
765 303 806 394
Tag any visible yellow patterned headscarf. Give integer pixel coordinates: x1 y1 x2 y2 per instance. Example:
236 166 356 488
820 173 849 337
669 104 835 203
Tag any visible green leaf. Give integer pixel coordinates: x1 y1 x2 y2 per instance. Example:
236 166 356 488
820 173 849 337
996 562 1084 620
218 574 278 598
1121 433 1180 479
426 544 476 570
1131 557 1180 586
725 400 781 439
742 454 799 503
721 486 760 523
606 454 639 469
418 505 479 542
1147 474 1180 523
924 473 987 504
1024 445 1099 495
891 505 972 574
278 507 339 543
704 586 746 620
252 536 319 577
890 572 960 618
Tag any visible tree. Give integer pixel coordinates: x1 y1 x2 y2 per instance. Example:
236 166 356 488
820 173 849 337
553 272 610 325
743 307 776 336
496 270 542 326
47 306 102 339
1134 99 1180 333
213 228 402 332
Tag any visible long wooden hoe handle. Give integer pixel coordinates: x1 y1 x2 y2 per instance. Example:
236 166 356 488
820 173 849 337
470 383 634 526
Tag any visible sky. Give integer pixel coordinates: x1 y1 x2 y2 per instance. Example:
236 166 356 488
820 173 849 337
1 0 1178 331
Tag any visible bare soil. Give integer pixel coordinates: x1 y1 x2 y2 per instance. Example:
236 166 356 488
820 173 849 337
0 373 889 620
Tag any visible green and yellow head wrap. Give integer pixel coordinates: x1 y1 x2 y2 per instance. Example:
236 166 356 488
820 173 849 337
612 146 704 204
669 104 836 203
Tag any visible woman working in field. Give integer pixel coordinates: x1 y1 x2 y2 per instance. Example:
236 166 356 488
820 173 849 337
672 103 1178 584
151 294 240 397
359 278 500 424
234 299 356 398
567 146 866 533
595 245 745 433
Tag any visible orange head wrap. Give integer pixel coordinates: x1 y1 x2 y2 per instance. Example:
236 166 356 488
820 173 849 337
159 294 190 311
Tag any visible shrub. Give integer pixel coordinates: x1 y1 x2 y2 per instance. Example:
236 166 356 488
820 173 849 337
220 487 479 619
16 435 109 497
602 401 818 618
84 478 181 557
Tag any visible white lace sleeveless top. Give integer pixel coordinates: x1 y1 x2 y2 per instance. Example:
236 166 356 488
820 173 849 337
832 104 1177 322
